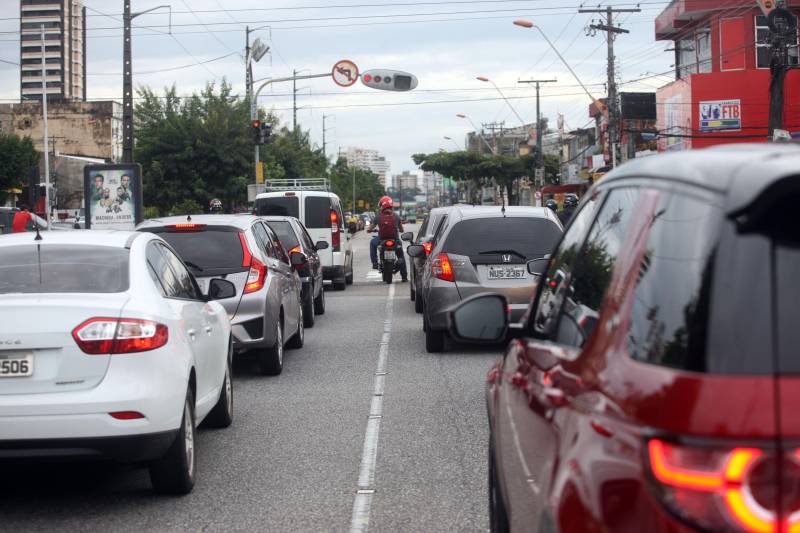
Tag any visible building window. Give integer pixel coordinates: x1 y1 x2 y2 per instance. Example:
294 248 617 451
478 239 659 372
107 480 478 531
676 26 712 78
756 14 800 68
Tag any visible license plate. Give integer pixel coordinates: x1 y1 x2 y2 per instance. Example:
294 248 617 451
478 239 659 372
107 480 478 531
0 352 34 378
488 266 526 280
384 251 396 261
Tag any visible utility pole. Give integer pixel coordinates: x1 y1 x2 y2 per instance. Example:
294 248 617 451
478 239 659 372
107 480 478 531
293 69 298 132
518 78 556 187
40 24 51 228
322 114 334 159
482 121 506 154
764 3 796 138
122 1 133 163
580 5 640 168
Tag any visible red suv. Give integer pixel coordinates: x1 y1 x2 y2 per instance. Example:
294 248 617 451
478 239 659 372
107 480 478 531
447 144 800 533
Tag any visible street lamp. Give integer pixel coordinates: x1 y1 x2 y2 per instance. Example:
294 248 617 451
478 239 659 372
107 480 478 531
456 113 495 154
475 76 528 130
443 136 461 150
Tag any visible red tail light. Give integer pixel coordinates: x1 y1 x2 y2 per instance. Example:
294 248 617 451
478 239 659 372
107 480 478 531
239 233 253 267
72 318 168 355
288 245 301 254
110 411 145 420
331 209 341 252
422 242 433 256
166 223 206 231
645 438 799 533
385 240 395 248
432 253 455 282
244 257 267 293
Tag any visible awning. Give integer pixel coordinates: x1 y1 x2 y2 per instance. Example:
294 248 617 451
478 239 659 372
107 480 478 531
3 188 23 194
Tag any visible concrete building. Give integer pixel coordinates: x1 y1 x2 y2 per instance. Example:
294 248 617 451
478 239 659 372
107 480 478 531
20 0 86 101
466 122 534 156
341 147 390 186
0 100 122 161
391 170 418 195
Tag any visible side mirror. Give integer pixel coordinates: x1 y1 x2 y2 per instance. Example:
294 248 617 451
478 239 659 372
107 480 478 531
527 255 551 276
208 278 236 300
448 293 508 343
407 244 426 258
315 240 329 250
401 231 413 242
290 251 308 267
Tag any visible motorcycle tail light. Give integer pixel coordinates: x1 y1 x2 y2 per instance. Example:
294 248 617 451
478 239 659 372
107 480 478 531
432 253 455 282
73 318 168 354
385 240 395 248
644 438 800 533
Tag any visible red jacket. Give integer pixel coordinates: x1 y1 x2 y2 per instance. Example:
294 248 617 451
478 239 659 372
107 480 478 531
12 210 32 233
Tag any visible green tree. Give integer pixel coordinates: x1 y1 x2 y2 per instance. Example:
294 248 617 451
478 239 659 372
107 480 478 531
329 157 385 211
0 133 38 203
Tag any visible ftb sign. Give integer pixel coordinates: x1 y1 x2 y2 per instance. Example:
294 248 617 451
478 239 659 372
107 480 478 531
699 99 741 132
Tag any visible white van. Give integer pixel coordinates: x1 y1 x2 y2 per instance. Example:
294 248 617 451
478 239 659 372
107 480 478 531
254 179 353 290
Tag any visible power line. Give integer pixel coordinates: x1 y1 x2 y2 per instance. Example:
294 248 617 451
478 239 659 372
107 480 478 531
86 52 238 76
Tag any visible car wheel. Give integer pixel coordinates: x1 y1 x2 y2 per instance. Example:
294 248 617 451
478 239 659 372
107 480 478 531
489 436 510 533
258 319 283 375
345 262 354 285
414 288 424 314
425 325 445 353
333 276 346 291
302 287 315 328
149 387 196 495
410 279 416 301
382 266 393 284
203 342 233 429
287 306 304 349
313 284 326 315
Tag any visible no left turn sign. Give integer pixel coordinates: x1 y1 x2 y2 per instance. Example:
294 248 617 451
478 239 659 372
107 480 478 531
332 60 359 87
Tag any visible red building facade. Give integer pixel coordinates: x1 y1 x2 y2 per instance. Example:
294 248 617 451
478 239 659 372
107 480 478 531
655 1 800 151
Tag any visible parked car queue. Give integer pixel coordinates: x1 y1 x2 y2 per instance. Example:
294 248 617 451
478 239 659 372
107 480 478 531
0 207 342 495
401 144 800 533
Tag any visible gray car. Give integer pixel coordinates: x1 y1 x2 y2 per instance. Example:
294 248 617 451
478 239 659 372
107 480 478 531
138 214 303 375
408 206 563 353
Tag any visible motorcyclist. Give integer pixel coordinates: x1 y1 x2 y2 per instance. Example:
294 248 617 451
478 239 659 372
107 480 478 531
545 199 558 213
209 198 223 214
559 194 578 225
367 196 407 281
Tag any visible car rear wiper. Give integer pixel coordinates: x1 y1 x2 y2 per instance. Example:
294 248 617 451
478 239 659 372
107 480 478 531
479 249 523 256
184 261 204 272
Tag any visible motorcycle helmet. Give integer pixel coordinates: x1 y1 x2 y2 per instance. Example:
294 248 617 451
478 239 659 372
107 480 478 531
563 194 579 208
209 198 223 213
545 199 558 212
379 195 393 209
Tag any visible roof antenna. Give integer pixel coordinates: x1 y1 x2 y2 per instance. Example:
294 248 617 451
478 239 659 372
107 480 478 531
33 219 43 241
187 214 192 222
501 191 506 217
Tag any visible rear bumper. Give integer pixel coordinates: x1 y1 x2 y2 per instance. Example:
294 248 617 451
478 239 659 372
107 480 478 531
0 430 177 462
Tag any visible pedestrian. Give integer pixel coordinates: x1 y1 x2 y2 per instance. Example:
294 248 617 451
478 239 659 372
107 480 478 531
12 204 33 233
558 194 579 226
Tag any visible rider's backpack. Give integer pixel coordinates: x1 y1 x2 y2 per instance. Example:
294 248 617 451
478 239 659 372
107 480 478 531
378 210 397 240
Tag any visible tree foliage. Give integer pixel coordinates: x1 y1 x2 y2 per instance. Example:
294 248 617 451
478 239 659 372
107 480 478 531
329 157 385 211
0 132 38 203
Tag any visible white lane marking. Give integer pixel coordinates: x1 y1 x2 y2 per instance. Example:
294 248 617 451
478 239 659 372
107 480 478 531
350 283 395 533
365 271 382 281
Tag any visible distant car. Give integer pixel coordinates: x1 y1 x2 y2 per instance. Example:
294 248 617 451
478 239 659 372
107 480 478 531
408 206 563 353
254 185 354 290
406 206 456 314
448 144 800 533
0 230 233 494
262 215 328 328
137 214 304 376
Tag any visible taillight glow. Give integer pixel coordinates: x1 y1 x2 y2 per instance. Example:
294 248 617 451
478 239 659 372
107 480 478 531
110 411 145 420
385 240 395 248
244 257 267 293
422 242 433 256
648 439 723 491
72 318 168 355
166 223 206 231
288 245 301 254
331 209 341 251
432 253 455 282
239 232 253 267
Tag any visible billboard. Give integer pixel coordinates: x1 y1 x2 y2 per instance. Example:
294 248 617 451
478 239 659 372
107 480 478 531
699 99 742 132
83 164 143 230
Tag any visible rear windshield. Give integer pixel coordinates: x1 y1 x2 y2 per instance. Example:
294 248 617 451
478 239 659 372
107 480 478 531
255 196 299 218
149 227 245 275
443 217 562 259
0 245 129 294
266 221 300 251
305 196 332 229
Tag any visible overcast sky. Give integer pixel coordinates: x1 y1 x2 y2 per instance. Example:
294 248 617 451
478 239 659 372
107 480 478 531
0 0 675 175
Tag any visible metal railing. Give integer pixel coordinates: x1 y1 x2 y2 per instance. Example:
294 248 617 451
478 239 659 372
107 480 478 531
263 178 330 192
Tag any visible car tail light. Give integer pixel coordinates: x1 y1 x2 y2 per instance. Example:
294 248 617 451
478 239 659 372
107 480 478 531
645 438 800 532
432 253 455 282
166 224 206 231
422 242 433 256
288 245 301 254
244 257 267 293
331 209 341 252
72 318 168 355
109 411 145 420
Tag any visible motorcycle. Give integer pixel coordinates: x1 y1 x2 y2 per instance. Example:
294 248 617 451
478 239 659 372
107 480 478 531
378 238 403 284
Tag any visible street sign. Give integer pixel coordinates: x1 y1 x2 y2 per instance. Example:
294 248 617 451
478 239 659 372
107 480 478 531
360 69 418 92
332 60 359 87
256 162 264 184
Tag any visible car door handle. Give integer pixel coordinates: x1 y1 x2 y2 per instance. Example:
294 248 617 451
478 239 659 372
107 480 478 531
204 326 212 334
188 329 197 339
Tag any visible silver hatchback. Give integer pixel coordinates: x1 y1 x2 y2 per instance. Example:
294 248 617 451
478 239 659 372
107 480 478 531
138 214 303 375
408 206 563 353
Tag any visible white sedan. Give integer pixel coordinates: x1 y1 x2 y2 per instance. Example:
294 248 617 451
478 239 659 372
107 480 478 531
0 230 234 494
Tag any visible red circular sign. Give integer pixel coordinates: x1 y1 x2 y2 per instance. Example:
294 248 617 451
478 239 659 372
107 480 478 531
332 60 359 88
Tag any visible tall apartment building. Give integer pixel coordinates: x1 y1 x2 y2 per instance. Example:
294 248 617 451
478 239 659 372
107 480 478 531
20 0 86 101
341 147 390 187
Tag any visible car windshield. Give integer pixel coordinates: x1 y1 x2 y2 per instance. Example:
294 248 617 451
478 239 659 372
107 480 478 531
0 245 129 294
443 217 562 259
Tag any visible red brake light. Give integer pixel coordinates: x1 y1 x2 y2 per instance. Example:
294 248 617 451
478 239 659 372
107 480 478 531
239 232 253 267
646 438 791 533
166 223 206 231
110 411 145 420
422 242 433 256
72 318 168 355
284 192 296 197
331 209 341 251
385 240 395 248
432 253 455 282
244 257 267 293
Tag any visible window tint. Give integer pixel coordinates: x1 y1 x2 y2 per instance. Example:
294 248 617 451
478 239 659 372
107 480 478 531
146 243 183 298
0 245 129 294
532 192 603 336
265 224 290 263
443 217 561 261
627 191 721 371
777 244 800 373
255 196 299 218
251 223 272 258
159 246 200 300
267 221 300 252
299 225 316 251
151 228 245 275
305 196 332 228
416 215 430 242
555 189 640 348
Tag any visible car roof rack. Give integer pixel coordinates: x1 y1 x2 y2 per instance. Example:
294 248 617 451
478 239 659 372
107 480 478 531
263 178 329 192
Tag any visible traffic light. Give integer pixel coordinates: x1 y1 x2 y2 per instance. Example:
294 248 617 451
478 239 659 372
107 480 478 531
252 120 262 144
360 69 418 92
251 120 273 144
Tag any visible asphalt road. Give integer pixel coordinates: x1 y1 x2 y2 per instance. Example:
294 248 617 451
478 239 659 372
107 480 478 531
0 227 498 533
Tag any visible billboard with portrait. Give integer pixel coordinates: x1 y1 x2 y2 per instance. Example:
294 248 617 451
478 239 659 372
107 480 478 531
83 164 143 230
